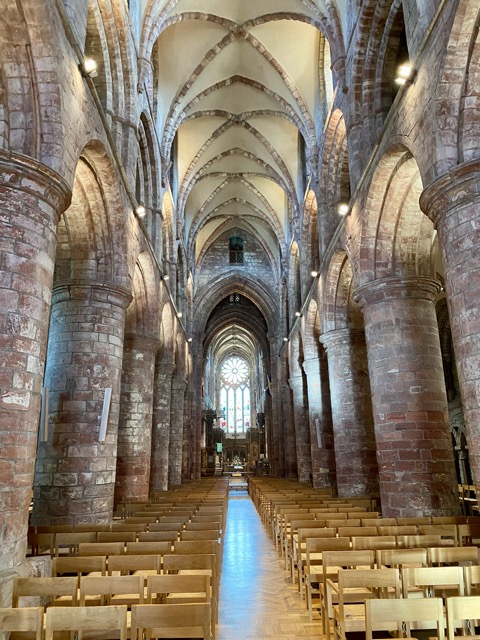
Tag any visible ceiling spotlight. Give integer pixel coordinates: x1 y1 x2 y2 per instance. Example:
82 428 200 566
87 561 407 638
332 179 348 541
395 64 413 85
337 202 349 216
311 270 318 277
136 204 146 218
295 311 302 318
162 274 170 281
177 312 183 318
82 58 98 78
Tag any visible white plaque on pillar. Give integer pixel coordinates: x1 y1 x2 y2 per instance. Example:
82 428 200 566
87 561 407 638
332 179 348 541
315 418 322 448
99 388 112 442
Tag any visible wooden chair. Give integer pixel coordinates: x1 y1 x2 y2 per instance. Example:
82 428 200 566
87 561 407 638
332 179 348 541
292 526 336 587
52 555 106 577
125 541 172 556
418 524 459 546
376 547 428 569
396 516 432 525
351 535 396 550
319 549 375 630
12 576 78 608
137 531 177 543
377 525 417 536
27 530 55 557
446 595 480 639
331 567 401 640
463 565 480 595
97 532 136 544
130 602 211 640
79 574 145 607
362 518 397 527
77 542 125 557
365 596 445 640
146 574 210 604
180 530 220 541
428 546 479 567
396 534 445 549
401 565 465 601
54 532 97 557
0 606 43 640
302 537 351 607
107 554 161 577
458 523 480 546
45 604 128 640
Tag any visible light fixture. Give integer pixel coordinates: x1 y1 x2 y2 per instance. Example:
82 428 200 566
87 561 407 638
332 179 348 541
311 270 318 277
81 58 98 78
295 311 302 318
162 274 170 281
177 311 183 318
283 337 289 342
395 63 413 85
136 204 146 218
337 202 349 216
187 337 192 343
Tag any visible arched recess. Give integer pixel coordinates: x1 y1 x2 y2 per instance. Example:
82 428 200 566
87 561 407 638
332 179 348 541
318 109 350 255
434 0 480 169
125 251 160 337
323 249 363 333
175 244 187 317
0 1 65 166
162 190 175 277
357 145 434 286
301 190 319 297
288 241 302 328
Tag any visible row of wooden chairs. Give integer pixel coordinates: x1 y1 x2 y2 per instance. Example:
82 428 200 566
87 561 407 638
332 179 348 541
0 602 211 640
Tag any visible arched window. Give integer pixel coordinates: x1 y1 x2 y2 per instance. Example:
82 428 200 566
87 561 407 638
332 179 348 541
220 357 250 433
229 236 244 264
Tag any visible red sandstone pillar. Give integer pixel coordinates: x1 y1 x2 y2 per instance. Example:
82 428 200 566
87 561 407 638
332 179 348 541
355 277 459 516
168 375 187 486
268 339 283 477
420 162 480 495
0 153 69 568
150 360 175 492
289 374 313 484
302 357 336 489
320 329 379 498
114 335 159 504
182 382 193 482
280 381 298 478
32 281 132 524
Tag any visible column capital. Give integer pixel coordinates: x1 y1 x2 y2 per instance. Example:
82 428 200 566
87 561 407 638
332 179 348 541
354 277 441 309
320 328 365 352
420 160 480 226
0 150 71 219
124 334 161 354
288 375 303 391
52 280 133 309
302 357 320 377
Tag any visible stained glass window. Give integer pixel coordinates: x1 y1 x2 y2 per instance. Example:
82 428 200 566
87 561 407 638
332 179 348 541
220 357 250 433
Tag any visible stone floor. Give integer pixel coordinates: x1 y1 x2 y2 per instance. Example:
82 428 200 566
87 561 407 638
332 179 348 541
217 492 323 639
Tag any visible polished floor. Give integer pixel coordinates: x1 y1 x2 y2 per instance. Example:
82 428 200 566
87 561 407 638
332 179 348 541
217 492 323 639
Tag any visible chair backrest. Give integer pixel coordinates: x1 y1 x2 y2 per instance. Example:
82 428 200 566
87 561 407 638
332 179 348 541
146 574 210 603
163 553 215 576
376 547 428 569
396 534 445 549
149 522 184 532
458 524 480 547
0 606 43 640
377 525 417 536
428 546 479 566
418 524 459 546
12 576 78 608
184 521 221 531
337 526 378 538
138 531 177 543
45 604 128 640
107 553 161 575
77 542 125 556
97 531 137 543
54 531 97 556
180 530 220 541
52 555 107 577
446 595 480 639
173 540 219 556
402 565 465 598
126 541 172 556
351 535 396 550
130 602 211 640
396 517 431 525
365 596 445 640
79 574 144 606
362 518 396 527
110 523 148 533
337 567 401 604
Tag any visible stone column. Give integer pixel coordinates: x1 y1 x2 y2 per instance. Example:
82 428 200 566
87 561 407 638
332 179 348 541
0 153 70 569
150 360 175 492
289 375 313 484
320 329 379 498
355 277 459 516
182 382 192 482
114 335 159 504
268 338 283 477
280 382 297 478
302 357 336 490
32 281 132 524
420 162 480 493
168 375 187 486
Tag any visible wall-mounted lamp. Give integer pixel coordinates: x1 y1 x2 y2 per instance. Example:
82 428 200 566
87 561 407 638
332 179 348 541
187 337 193 343
283 337 289 342
81 58 98 78
177 311 183 318
295 311 302 318
337 202 350 216
136 204 146 218
395 64 415 86
311 270 319 277
162 274 170 281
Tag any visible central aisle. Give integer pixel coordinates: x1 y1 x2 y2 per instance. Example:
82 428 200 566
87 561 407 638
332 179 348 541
217 493 322 640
